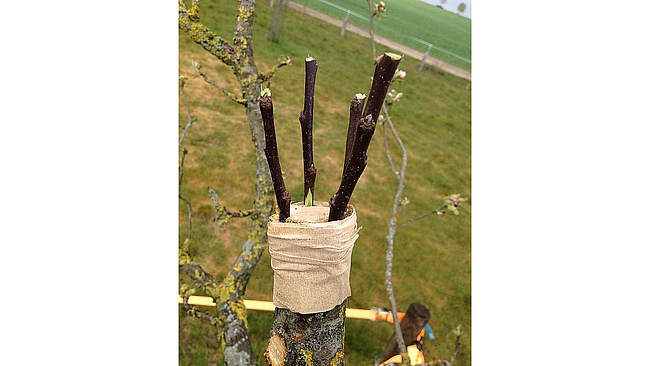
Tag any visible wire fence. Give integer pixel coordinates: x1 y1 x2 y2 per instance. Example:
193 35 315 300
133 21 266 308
289 0 471 71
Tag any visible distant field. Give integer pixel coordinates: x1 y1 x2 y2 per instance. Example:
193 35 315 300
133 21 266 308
290 0 471 70
179 0 471 365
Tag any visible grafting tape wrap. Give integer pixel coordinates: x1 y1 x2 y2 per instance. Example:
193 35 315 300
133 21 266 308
267 202 359 314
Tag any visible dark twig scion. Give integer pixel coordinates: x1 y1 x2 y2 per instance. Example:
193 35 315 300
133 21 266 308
260 89 291 222
328 53 402 221
299 57 318 205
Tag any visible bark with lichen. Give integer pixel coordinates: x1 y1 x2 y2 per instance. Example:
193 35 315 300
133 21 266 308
266 300 347 366
179 0 275 364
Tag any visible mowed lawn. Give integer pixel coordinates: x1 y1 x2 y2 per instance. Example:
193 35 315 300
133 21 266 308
179 0 471 365
290 0 471 70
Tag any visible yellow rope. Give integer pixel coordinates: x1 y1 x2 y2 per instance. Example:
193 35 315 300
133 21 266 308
179 295 403 321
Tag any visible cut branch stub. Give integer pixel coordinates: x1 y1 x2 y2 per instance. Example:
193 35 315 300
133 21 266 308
261 89 291 222
299 57 318 206
362 52 402 125
344 94 365 175
328 114 375 222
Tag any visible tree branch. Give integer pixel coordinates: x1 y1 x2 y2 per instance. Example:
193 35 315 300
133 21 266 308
208 187 255 225
328 114 375 221
192 61 246 105
367 0 377 60
381 114 398 177
396 208 444 231
362 53 402 126
232 0 257 76
179 0 275 364
362 6 408 361
179 147 188 189
179 252 221 300
396 194 466 231
344 94 365 176
259 56 292 84
260 89 291 221
179 194 194 238
377 303 430 365
328 54 401 222
179 0 236 67
179 77 195 146
450 325 462 365
179 104 192 239
181 296 219 325
299 57 318 205
382 102 410 365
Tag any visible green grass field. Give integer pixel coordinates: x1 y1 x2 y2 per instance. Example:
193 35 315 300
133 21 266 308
290 0 471 70
179 0 471 364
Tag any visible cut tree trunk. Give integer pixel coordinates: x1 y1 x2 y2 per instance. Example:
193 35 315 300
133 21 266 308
266 300 347 366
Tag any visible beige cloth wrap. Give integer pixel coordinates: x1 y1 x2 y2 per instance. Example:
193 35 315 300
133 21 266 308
267 202 359 314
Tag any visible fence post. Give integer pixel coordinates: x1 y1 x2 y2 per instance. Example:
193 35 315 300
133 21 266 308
418 44 432 72
340 10 351 37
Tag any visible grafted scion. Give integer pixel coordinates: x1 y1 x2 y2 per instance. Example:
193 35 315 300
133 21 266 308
300 57 319 206
328 114 375 222
328 53 402 221
344 94 365 175
361 53 403 134
260 89 291 222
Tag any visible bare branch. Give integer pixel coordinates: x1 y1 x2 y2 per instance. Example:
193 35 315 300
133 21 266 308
328 114 375 221
178 0 236 67
395 208 445 231
179 194 194 238
299 57 318 205
208 187 254 225
179 146 193 239
377 303 430 365
367 0 377 60
179 77 195 146
397 194 467 231
181 296 219 325
363 7 408 360
179 252 221 300
179 1 276 364
382 104 410 363
259 56 293 83
192 61 246 105
179 147 188 189
382 114 398 177
260 89 291 221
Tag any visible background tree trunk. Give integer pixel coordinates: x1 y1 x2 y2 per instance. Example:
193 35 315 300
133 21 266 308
268 0 289 42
